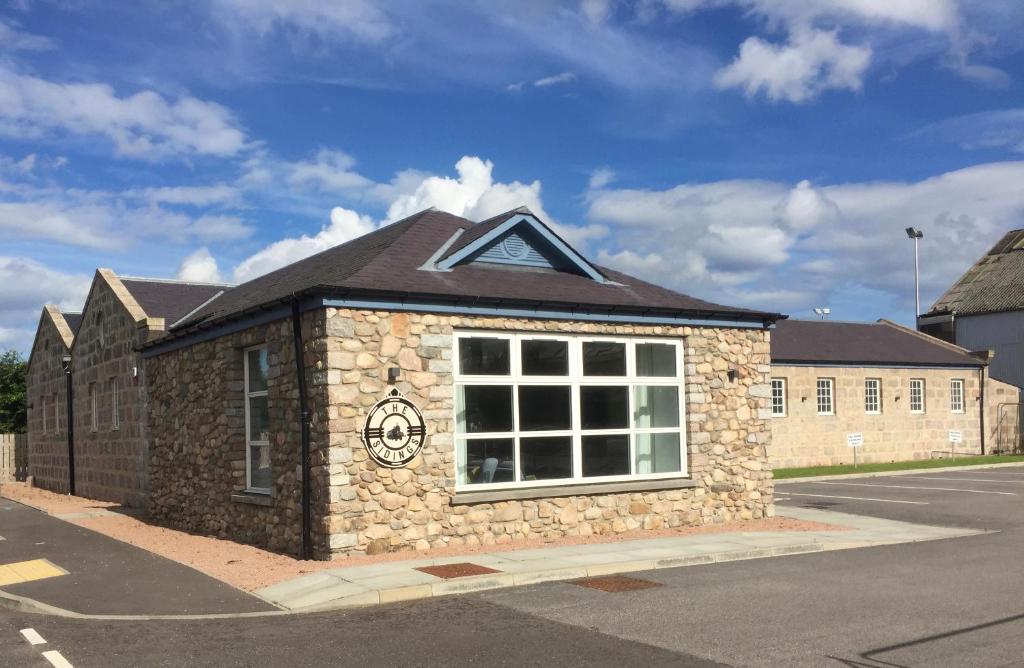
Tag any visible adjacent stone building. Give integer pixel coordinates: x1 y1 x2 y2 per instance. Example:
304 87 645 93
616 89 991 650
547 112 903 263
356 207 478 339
141 207 782 559
769 319 1019 469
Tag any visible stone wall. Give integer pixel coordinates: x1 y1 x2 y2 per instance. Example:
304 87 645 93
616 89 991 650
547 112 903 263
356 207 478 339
26 307 73 493
145 311 330 558
317 309 774 558
769 364 1020 468
70 273 152 506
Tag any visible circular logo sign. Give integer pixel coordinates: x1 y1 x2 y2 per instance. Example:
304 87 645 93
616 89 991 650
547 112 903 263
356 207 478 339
361 388 426 468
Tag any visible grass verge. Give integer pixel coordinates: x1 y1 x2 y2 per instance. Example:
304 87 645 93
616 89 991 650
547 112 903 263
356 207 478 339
773 454 1024 480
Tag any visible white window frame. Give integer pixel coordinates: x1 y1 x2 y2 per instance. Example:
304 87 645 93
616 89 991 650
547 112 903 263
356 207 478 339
816 378 834 415
244 345 271 493
864 378 881 415
910 378 925 414
89 382 98 432
110 378 120 431
950 378 965 413
453 332 687 492
770 378 787 417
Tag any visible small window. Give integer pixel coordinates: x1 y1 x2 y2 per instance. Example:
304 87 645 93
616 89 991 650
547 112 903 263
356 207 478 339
96 313 106 348
245 346 272 492
110 379 120 431
770 378 786 416
950 379 965 413
41 395 48 434
910 378 925 414
865 378 881 414
816 378 834 415
53 393 59 434
89 383 98 431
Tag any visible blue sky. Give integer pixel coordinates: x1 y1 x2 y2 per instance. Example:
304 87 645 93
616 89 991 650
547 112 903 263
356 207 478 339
3 0 1024 354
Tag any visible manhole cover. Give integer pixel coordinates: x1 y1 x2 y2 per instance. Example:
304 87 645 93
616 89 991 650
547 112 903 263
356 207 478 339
415 562 502 579
572 575 663 592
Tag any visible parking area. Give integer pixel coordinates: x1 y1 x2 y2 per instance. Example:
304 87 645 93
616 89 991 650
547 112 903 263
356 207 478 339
775 464 1024 532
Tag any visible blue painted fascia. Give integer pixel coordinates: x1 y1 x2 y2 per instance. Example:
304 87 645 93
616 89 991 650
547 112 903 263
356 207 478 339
772 361 983 370
436 214 607 283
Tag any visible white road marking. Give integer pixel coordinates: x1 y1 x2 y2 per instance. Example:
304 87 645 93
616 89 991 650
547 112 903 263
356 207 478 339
908 476 1024 484
19 628 46 645
785 492 929 505
816 481 1017 496
41 650 73 668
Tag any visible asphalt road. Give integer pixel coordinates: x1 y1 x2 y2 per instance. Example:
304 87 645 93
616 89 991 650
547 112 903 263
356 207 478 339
3 466 1024 667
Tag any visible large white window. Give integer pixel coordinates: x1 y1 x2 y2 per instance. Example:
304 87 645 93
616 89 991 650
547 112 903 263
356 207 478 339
244 346 272 492
454 333 686 490
110 378 120 431
816 378 834 415
771 378 786 416
89 383 98 432
864 378 881 414
950 379 965 413
910 378 925 414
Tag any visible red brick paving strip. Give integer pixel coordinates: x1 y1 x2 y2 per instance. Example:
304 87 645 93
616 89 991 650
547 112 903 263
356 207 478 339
415 562 503 579
572 575 663 592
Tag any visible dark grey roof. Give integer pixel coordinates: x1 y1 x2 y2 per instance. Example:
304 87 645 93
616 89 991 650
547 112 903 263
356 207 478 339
439 208 525 260
120 278 231 325
62 312 83 335
926 229 1024 317
772 319 984 367
171 208 779 334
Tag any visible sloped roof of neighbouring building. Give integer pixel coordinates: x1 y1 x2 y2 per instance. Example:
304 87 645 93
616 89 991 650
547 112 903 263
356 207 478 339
771 319 985 368
166 207 782 337
925 229 1024 317
120 278 232 326
62 312 83 335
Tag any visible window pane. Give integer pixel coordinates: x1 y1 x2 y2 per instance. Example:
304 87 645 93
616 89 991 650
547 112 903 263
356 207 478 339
635 433 681 474
580 386 629 429
247 348 269 392
582 341 626 376
635 343 676 377
521 339 568 376
518 386 571 431
459 438 514 485
457 385 513 433
634 386 679 428
582 434 630 477
248 395 270 442
249 444 272 490
459 337 510 375
520 436 573 480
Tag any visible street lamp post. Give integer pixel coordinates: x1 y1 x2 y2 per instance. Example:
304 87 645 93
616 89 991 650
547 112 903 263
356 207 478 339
905 227 923 325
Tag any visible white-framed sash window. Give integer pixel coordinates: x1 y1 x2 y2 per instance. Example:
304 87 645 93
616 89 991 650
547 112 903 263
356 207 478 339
244 345 272 493
770 378 786 416
864 378 881 414
110 378 120 431
454 332 686 491
816 378 834 415
950 379 965 413
910 378 925 414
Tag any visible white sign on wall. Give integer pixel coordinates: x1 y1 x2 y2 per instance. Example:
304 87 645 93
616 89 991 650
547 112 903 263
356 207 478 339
847 433 864 448
949 430 963 444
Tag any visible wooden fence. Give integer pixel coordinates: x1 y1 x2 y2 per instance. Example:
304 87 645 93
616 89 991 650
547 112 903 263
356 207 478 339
0 433 27 482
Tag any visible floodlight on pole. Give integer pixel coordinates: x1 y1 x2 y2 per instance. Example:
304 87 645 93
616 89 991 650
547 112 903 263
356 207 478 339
813 307 831 320
905 227 923 324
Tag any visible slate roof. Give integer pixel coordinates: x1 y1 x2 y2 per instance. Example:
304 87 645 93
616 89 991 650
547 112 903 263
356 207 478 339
120 278 232 325
925 229 1024 317
62 312 83 335
771 319 984 368
171 208 779 335
438 207 526 260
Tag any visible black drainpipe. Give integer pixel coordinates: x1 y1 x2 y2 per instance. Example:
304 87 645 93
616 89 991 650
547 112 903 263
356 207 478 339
979 365 986 456
62 355 75 495
291 297 313 560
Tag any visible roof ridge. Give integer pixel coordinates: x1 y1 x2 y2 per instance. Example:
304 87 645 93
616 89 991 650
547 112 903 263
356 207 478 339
877 318 984 361
120 276 236 287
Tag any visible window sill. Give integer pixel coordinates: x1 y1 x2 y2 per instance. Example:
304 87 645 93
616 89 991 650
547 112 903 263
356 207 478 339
231 492 273 507
452 477 697 505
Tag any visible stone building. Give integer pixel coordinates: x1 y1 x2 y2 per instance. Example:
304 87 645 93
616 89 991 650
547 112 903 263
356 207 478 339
769 319 1019 469
25 270 229 505
140 207 782 559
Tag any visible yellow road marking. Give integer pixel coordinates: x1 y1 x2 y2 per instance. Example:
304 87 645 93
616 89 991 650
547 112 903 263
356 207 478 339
0 559 67 586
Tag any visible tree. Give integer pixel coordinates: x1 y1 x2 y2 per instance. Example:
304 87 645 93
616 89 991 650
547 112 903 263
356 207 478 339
0 349 27 433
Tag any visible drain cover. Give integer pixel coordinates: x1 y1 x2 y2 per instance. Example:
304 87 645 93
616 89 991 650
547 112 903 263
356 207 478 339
572 575 663 592
415 562 502 579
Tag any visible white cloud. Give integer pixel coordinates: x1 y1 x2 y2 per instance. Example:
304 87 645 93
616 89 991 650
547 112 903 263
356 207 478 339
0 64 248 160
232 206 375 282
534 71 577 87
177 247 224 283
588 167 617 190
914 108 1024 152
714 28 871 103
213 0 394 42
128 184 242 207
286 148 374 192
0 200 126 249
587 161 1024 314
0 19 55 52
0 256 91 354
